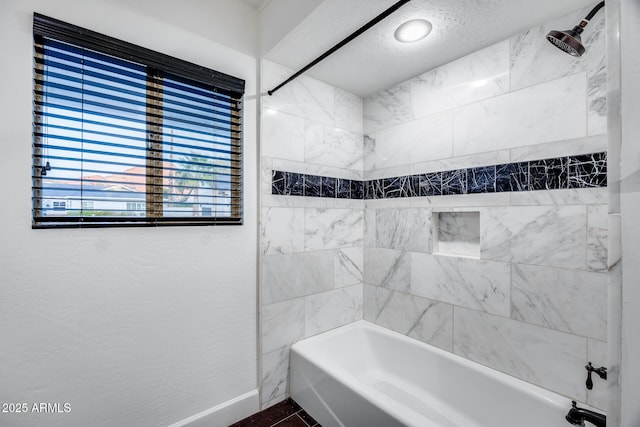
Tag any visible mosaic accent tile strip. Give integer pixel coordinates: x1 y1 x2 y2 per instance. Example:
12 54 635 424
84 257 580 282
271 152 607 200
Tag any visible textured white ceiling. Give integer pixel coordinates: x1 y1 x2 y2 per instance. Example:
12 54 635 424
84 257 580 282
264 0 598 97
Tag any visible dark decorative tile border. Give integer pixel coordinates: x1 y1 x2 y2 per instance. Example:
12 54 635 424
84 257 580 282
496 162 529 192
271 152 607 200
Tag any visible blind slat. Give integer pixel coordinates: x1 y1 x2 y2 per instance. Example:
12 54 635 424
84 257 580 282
36 79 239 126
34 136 242 165
33 154 242 177
35 110 242 144
36 124 241 157
34 54 241 114
35 98 239 137
33 15 244 228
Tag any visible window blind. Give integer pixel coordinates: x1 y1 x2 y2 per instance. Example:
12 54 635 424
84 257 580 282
32 13 244 228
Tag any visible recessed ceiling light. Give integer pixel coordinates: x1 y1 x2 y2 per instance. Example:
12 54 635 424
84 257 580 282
394 19 432 43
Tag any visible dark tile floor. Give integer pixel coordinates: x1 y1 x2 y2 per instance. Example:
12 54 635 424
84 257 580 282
229 398 321 427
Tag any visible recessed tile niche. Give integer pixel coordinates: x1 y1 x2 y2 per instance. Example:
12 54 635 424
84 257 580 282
433 211 480 258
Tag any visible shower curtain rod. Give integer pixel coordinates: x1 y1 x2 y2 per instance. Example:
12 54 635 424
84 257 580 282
266 0 412 96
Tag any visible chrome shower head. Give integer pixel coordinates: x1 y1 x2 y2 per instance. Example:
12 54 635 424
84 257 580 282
546 27 585 57
546 1 604 57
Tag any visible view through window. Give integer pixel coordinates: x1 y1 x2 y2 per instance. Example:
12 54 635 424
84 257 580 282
32 14 244 228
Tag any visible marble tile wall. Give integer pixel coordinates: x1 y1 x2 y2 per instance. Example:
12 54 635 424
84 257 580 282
260 3 608 414
260 60 365 409
362 5 608 411
363 5 607 179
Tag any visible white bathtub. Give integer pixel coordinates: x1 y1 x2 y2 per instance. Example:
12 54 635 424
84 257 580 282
290 320 575 427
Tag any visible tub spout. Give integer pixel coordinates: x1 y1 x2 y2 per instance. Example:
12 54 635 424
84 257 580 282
565 401 606 427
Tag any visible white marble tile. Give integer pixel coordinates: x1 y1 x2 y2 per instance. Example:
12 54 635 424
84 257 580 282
364 285 453 351
334 247 364 288
261 109 305 161
480 205 587 269
509 5 605 91
261 396 283 411
375 208 432 253
261 59 286 90
587 205 608 272
454 307 587 401
271 158 363 181
363 208 376 248
363 81 413 134
587 339 608 411
453 74 587 156
364 149 509 181
509 188 607 206
304 208 363 251
304 121 363 171
334 88 363 134
262 251 334 304
588 65 607 136
363 134 375 172
262 60 334 125
608 214 622 269
305 284 363 337
365 192 511 209
411 40 509 118
261 346 289 406
509 135 607 163
261 156 273 195
363 247 410 292
434 211 480 257
364 164 414 181
262 298 305 354
511 264 607 340
374 110 453 169
411 253 510 317
409 150 510 176
363 284 386 322
261 207 304 255
263 194 363 209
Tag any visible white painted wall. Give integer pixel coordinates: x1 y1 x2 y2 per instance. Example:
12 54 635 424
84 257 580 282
257 0 323 56
0 1 258 426
102 0 259 57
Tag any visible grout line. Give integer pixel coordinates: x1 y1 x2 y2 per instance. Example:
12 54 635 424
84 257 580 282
270 413 298 427
451 305 456 353
294 409 314 427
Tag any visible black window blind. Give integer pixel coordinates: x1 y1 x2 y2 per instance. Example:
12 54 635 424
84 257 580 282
32 13 245 228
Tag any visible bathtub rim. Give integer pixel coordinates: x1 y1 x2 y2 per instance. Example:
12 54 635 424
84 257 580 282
291 319 587 423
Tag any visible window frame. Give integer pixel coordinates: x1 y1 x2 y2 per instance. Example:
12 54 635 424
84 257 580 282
32 13 245 229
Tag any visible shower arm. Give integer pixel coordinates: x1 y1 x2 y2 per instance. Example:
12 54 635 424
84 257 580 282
266 0 412 96
577 1 605 32
585 1 605 21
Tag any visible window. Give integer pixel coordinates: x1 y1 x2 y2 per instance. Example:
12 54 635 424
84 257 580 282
32 13 244 228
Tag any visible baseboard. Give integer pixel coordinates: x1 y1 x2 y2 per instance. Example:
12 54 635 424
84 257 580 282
167 390 259 427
